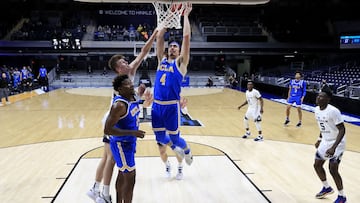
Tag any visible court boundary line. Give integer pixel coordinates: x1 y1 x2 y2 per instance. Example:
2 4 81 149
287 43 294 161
50 140 271 203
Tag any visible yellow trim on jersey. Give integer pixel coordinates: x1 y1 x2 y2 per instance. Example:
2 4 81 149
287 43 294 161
154 100 179 105
117 142 135 172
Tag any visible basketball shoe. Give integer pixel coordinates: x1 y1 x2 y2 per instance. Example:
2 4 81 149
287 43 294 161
284 119 290 126
242 131 251 138
315 186 334 199
96 193 112 203
86 188 100 202
334 195 347 203
165 161 171 179
176 165 183 180
254 135 263 141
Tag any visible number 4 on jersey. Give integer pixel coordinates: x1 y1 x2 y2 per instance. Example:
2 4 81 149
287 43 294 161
160 73 166 86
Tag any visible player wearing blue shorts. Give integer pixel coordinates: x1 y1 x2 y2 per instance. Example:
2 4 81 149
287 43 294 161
153 3 193 170
87 29 159 203
284 71 306 127
103 75 146 203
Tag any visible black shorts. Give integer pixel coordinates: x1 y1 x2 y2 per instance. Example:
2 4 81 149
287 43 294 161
38 77 48 86
103 134 110 143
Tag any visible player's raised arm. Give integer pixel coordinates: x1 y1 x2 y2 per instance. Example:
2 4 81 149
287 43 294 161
156 28 167 66
129 28 159 76
178 3 192 75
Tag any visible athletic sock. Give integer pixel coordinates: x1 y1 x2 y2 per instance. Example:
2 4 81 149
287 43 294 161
322 181 330 188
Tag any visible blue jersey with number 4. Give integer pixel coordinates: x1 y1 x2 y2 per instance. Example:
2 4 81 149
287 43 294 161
154 58 183 101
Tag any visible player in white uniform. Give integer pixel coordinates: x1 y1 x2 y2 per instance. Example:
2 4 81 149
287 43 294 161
238 81 264 141
313 89 347 203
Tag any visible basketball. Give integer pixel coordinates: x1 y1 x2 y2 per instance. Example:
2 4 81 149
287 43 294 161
171 3 184 16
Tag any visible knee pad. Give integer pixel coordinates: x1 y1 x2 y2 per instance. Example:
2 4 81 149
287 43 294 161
155 131 170 145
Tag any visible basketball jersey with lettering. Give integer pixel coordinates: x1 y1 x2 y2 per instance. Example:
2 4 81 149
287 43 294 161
154 58 183 101
111 95 140 142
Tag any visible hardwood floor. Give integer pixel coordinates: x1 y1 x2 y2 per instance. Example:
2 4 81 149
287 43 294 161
0 87 359 203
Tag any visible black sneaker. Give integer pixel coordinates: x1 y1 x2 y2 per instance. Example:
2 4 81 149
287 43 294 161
284 119 290 126
296 122 302 128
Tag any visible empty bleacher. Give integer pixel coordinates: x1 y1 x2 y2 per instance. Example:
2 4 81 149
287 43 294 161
50 70 226 89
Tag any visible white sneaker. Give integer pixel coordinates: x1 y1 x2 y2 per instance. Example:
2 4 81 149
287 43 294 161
254 135 263 142
86 188 100 202
176 166 183 180
96 193 112 203
6 101 10 105
0 103 3 106
173 146 185 159
165 163 171 179
184 151 193 165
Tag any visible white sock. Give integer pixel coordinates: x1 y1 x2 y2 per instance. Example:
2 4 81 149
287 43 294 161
103 185 110 196
322 181 330 188
94 181 100 191
178 163 183 173
338 190 345 197
165 160 170 167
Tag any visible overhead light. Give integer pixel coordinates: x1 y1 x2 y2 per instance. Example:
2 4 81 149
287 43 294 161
284 55 295 58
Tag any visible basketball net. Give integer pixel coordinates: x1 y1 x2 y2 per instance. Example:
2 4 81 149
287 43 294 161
152 1 187 29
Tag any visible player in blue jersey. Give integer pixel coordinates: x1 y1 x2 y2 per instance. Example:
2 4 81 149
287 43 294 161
37 65 48 92
12 68 21 90
102 74 146 203
284 71 307 127
87 29 159 203
152 3 193 171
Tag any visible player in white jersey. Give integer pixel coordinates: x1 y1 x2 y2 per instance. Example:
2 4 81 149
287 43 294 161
313 89 347 203
237 81 264 141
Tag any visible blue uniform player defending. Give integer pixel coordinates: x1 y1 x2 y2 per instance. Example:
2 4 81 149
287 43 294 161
103 75 147 203
284 71 307 127
152 3 193 166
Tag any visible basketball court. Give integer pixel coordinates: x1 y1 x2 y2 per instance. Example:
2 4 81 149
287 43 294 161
1 87 360 203
1 0 360 203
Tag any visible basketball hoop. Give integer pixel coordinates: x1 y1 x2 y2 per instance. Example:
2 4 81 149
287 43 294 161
152 1 188 29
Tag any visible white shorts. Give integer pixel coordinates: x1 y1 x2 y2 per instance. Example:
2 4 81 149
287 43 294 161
245 108 261 122
316 139 345 161
102 110 110 128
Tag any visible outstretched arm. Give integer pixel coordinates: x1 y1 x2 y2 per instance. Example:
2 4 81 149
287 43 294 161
129 29 159 76
238 100 248 110
156 28 167 66
177 3 192 76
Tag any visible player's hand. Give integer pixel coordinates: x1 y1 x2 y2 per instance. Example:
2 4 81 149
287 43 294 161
325 147 335 158
133 130 146 139
137 84 146 97
314 140 321 148
180 97 188 109
237 106 242 110
260 108 264 114
183 2 192 16
301 97 304 103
